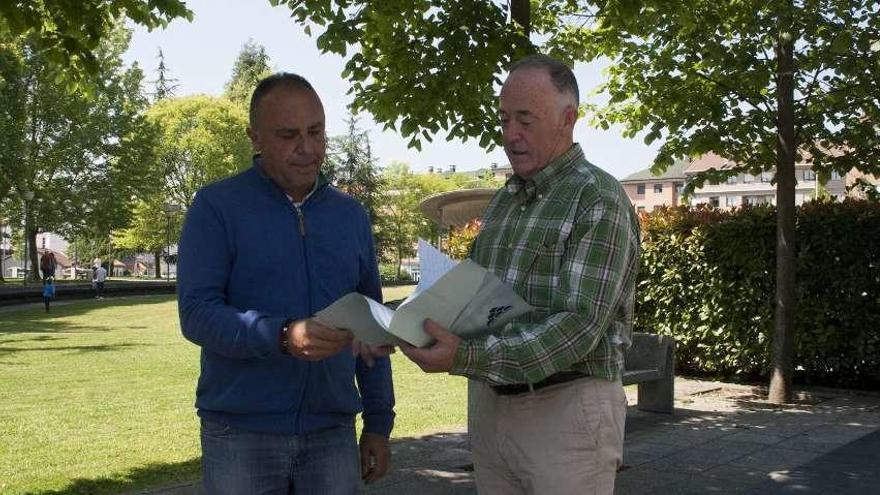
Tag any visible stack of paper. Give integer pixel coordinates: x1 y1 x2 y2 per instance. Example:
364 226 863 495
315 240 533 347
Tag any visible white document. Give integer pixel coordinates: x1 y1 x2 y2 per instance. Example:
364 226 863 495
315 240 533 347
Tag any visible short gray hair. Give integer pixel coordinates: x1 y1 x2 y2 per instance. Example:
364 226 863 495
509 55 579 106
249 72 316 127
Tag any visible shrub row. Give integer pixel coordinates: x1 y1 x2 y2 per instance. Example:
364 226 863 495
635 199 880 388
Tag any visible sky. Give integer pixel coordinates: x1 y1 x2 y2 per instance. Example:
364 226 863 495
121 0 660 179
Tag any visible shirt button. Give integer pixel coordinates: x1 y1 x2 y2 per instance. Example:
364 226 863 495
538 194 543 199
520 206 526 211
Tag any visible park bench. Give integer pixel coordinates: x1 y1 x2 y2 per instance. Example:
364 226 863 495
623 332 676 414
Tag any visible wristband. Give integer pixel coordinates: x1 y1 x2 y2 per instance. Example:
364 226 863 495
281 319 294 354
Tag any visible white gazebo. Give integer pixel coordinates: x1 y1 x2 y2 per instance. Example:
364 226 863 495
419 188 498 228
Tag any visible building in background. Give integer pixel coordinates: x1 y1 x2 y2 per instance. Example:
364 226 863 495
684 153 845 208
620 152 875 211
620 160 689 213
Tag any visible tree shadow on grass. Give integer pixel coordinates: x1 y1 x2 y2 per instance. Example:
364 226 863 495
0 342 153 358
0 295 176 336
31 457 201 495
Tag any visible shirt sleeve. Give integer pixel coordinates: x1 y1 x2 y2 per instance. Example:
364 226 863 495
353 211 396 437
450 197 638 385
177 190 288 360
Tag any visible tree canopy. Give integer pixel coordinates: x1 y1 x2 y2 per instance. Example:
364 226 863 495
0 26 158 279
224 40 273 109
0 0 192 77
276 0 533 150
146 95 252 209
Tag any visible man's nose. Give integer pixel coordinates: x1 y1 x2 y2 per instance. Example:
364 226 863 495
502 122 523 142
296 134 319 155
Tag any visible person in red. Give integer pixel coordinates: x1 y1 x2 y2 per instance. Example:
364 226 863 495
39 252 57 281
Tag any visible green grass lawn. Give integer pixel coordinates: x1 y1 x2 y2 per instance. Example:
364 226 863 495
0 284 466 495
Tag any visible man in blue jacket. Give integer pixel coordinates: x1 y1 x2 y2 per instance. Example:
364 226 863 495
178 72 395 494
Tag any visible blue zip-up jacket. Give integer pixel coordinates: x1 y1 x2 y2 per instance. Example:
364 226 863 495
177 161 395 436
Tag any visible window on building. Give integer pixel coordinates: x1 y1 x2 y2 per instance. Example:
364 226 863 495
675 182 684 196
653 183 663 193
760 172 773 183
831 170 841 180
743 174 754 183
725 196 738 207
726 175 738 185
747 195 773 205
636 184 645 195
803 169 816 181
709 196 719 207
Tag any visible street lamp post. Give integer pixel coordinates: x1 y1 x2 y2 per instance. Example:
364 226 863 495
162 203 180 282
21 190 34 285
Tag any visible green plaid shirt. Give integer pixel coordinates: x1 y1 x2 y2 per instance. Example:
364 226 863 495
451 144 640 385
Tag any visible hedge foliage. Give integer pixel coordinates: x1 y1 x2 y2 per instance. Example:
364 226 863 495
636 199 880 388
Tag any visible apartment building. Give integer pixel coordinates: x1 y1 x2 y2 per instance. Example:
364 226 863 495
685 153 846 208
620 160 689 212
621 152 872 211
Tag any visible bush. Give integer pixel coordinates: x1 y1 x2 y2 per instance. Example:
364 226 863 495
379 263 412 283
637 199 880 388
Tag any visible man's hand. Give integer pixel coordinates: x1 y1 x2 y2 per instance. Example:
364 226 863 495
399 319 461 373
359 431 391 484
352 338 396 367
285 318 352 360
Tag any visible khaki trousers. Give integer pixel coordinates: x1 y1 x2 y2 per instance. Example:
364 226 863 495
470 376 626 495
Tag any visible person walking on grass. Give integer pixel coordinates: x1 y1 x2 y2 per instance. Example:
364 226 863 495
93 263 107 299
42 277 55 313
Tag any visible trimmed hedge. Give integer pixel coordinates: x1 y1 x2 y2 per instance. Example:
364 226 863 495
636 199 880 388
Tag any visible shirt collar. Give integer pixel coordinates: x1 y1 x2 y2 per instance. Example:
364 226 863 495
504 144 583 201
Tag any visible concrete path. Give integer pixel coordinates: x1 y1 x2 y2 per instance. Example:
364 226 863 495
138 378 880 494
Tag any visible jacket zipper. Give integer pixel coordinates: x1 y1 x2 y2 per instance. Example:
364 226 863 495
293 202 310 434
294 205 306 237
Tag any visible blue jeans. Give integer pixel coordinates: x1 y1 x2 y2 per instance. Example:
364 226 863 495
200 418 362 494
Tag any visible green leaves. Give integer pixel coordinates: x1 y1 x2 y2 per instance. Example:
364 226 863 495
1 24 156 245
224 40 273 109
280 0 530 151
0 0 192 81
145 96 252 209
638 200 880 387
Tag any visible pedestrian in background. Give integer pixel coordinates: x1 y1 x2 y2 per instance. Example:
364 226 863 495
93 263 107 299
42 278 55 313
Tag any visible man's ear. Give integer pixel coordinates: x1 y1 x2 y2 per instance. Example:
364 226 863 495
564 104 578 129
246 127 259 152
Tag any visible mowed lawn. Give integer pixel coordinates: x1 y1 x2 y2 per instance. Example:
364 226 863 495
0 286 467 495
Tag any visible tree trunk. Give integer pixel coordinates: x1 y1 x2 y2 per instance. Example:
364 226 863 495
769 4 797 405
511 0 531 36
154 250 162 279
395 243 403 280
28 227 40 281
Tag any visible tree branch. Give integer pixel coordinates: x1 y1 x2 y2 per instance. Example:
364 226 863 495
690 69 774 116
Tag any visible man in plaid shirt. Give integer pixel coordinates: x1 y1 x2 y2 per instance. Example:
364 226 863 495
402 55 640 494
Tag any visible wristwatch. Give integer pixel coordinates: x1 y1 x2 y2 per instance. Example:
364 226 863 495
280 319 294 354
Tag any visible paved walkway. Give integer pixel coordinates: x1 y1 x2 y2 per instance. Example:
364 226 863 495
141 379 880 494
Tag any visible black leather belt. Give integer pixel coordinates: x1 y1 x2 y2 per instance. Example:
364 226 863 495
491 371 588 396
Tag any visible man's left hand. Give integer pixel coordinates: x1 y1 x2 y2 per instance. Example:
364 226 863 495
359 431 391 484
399 319 461 373
352 338 396 368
